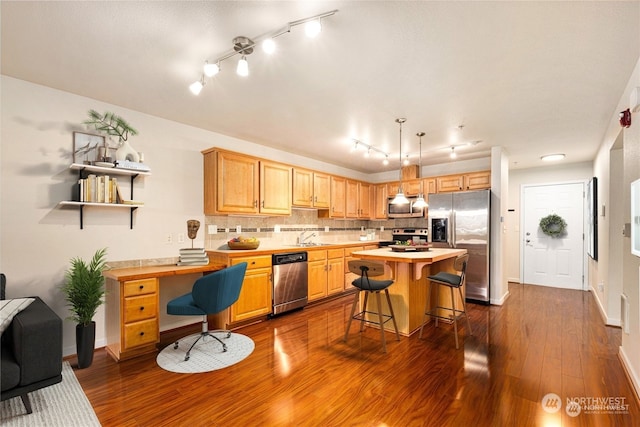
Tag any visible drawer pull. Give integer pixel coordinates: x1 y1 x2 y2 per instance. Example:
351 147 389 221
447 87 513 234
139 285 144 290
139 332 145 336
139 306 145 311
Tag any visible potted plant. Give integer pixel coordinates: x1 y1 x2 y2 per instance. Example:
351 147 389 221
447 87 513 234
84 110 140 162
61 248 108 368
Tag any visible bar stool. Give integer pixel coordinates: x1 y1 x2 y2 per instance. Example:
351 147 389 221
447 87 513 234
419 254 472 349
344 260 400 352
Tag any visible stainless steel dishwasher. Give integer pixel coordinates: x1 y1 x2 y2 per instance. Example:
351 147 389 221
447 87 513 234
272 252 308 315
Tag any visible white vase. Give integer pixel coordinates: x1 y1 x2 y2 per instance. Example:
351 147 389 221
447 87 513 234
115 140 140 162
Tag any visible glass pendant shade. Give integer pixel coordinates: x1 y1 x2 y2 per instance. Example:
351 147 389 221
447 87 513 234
391 187 409 204
237 56 249 76
413 195 427 208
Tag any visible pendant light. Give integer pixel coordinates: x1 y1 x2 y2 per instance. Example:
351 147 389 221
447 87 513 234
413 132 428 209
391 118 409 204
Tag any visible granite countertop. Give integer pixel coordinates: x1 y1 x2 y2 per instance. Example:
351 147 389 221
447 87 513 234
207 240 381 256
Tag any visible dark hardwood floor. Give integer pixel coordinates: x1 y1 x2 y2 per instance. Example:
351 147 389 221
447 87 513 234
74 283 639 426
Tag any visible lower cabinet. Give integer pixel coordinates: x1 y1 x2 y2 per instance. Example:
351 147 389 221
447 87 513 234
106 277 159 361
229 255 272 323
307 248 345 301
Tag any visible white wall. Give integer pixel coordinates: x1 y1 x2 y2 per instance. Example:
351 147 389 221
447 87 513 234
506 162 594 282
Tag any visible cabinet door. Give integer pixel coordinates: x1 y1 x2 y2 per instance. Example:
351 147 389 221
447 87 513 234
216 151 259 213
374 184 388 219
330 176 346 218
345 179 359 218
424 178 437 194
358 182 372 218
405 179 422 196
292 168 313 207
464 171 491 190
260 161 291 215
230 267 272 322
308 259 328 301
327 257 345 295
313 172 331 208
436 174 464 192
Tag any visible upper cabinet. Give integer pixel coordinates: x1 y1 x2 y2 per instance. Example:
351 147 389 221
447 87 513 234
203 149 291 216
436 171 491 193
292 168 330 209
374 184 388 219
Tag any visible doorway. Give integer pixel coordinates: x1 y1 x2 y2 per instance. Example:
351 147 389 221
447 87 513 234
521 182 585 289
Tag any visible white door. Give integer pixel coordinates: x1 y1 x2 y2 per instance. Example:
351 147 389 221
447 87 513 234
522 182 585 289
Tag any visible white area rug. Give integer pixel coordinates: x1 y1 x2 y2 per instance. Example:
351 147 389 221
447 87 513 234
0 361 100 427
156 332 254 374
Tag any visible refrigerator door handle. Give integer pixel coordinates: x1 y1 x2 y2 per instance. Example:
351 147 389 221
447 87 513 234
449 213 455 248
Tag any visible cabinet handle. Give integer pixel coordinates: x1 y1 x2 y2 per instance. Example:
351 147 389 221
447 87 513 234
139 306 145 311
139 331 145 336
254 200 258 208
261 200 265 208
139 285 144 290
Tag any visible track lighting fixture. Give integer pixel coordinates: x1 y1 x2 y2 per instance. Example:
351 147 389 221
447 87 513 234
189 9 338 94
391 118 409 205
350 138 390 166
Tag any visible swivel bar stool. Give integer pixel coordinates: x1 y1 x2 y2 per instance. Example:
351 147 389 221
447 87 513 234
419 254 472 349
344 260 400 352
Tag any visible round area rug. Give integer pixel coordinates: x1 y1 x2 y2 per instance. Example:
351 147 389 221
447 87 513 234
156 332 254 374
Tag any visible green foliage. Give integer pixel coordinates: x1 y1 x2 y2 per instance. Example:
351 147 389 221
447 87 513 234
84 110 138 142
61 248 108 326
539 214 567 238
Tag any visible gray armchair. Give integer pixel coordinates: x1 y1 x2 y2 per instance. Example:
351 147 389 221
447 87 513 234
1 274 63 414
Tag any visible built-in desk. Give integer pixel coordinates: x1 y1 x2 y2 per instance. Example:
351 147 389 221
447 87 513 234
351 247 466 336
103 263 225 361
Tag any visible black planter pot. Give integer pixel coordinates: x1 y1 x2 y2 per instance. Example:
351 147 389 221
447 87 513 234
76 321 96 369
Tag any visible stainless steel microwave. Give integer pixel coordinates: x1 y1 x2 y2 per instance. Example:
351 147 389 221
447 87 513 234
387 197 426 218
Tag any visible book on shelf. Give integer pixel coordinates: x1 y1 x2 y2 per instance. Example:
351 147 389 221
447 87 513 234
75 175 122 204
179 247 206 254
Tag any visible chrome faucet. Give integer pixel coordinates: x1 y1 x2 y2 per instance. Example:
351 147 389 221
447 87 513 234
298 231 316 245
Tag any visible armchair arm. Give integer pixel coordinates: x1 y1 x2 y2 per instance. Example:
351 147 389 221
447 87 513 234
10 297 62 386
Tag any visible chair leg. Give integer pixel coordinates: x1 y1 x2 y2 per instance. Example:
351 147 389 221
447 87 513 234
344 290 360 342
450 286 459 349
375 291 387 353
419 281 433 339
20 393 32 414
434 283 440 328
384 289 400 341
359 292 369 332
458 286 472 335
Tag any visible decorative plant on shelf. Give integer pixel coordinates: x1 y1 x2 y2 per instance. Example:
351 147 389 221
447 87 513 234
539 214 567 238
84 110 140 162
61 247 108 368
84 110 138 142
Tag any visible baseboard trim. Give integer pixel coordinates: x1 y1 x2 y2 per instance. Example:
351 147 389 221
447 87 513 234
589 285 622 326
618 346 640 407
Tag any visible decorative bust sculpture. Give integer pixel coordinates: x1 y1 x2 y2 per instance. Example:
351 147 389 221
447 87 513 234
187 220 200 247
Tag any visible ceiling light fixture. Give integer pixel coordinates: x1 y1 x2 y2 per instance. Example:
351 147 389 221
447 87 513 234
391 118 409 205
189 9 338 94
351 138 389 165
541 153 565 162
450 146 457 159
413 132 428 209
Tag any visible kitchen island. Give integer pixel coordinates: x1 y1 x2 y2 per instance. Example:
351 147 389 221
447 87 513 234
350 247 467 336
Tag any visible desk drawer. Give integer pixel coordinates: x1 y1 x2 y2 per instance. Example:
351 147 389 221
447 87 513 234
124 294 157 323
124 319 158 349
307 249 327 262
231 255 271 270
123 278 158 297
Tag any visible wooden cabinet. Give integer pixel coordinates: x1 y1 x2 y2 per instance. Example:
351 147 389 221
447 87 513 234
464 171 491 190
437 171 490 192
346 180 372 219
307 248 345 300
320 175 345 218
229 255 272 323
424 178 437 194
293 168 331 209
374 184 388 219
260 161 292 215
106 277 159 361
203 149 291 216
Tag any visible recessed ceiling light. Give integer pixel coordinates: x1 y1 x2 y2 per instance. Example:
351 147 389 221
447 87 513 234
541 154 565 162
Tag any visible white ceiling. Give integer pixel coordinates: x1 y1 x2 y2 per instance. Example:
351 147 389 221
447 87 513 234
2 1 639 173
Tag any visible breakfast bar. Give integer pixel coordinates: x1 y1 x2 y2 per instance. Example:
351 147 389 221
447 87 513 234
351 247 467 336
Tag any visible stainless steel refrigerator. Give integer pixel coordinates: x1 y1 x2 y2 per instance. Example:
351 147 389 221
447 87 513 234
428 189 490 304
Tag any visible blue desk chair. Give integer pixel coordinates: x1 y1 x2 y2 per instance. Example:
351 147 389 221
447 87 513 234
167 262 247 361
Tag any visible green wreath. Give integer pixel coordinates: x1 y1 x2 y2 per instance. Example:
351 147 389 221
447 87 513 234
539 214 567 238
